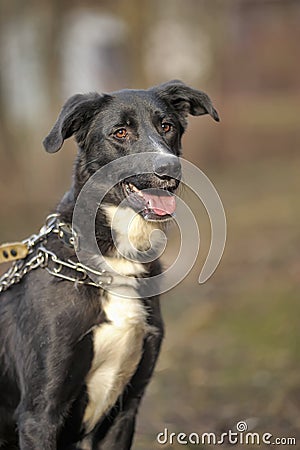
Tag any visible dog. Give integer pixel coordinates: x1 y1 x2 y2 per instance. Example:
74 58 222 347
0 80 219 450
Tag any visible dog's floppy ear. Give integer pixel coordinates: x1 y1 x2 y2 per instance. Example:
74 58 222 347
43 93 111 153
154 80 220 122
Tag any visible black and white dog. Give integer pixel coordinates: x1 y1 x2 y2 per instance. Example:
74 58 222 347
0 81 219 449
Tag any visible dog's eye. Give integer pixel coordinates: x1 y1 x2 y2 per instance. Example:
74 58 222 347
161 122 173 133
114 128 128 139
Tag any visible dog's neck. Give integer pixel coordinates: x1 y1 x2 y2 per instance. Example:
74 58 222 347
56 187 164 265
56 187 113 255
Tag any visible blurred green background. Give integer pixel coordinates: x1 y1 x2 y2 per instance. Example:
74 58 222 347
0 0 299 448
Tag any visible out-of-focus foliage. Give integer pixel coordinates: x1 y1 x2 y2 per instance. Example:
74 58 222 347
0 0 299 448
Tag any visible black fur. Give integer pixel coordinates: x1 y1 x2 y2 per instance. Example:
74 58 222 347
0 81 218 449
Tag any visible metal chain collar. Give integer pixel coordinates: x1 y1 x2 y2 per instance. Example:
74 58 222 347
0 214 113 294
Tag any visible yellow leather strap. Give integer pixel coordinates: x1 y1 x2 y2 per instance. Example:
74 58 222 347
0 242 29 264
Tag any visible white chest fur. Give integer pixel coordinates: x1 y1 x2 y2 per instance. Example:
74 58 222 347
83 204 159 433
83 293 147 433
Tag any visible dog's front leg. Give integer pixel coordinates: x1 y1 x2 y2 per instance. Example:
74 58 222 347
90 297 164 450
93 333 163 450
17 410 57 450
15 325 94 450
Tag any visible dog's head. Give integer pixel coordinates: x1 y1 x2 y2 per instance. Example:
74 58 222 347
43 80 219 222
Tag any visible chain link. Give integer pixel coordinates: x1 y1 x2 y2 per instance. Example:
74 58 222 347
0 251 46 293
0 215 113 294
40 246 113 288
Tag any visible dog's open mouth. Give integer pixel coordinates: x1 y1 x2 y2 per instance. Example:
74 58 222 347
123 182 176 221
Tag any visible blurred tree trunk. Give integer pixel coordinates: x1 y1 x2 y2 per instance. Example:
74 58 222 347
0 75 14 160
41 0 68 110
0 1 20 161
114 0 153 87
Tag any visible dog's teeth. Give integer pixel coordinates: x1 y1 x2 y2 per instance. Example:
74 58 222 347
128 183 140 193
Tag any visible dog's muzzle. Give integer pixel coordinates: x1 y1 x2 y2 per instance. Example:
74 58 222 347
153 154 182 180
122 154 181 222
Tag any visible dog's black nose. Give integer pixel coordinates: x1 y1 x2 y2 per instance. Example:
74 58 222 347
154 154 181 180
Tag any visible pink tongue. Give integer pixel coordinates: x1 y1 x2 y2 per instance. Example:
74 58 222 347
142 192 176 216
